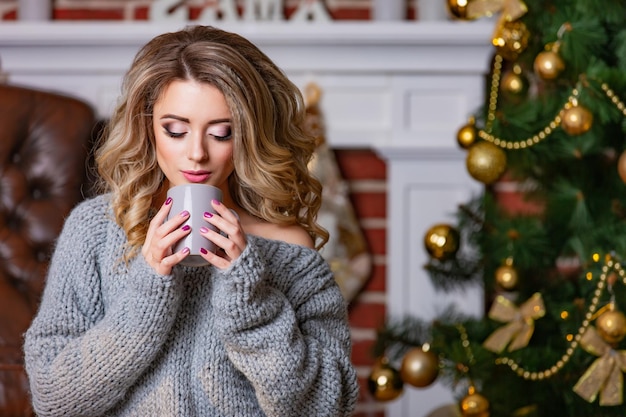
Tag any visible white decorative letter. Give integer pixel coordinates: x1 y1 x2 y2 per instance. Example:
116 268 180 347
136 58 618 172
243 0 283 21
197 0 239 22
289 0 331 22
148 0 187 21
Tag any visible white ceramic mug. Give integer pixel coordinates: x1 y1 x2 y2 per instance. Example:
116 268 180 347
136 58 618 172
166 183 223 267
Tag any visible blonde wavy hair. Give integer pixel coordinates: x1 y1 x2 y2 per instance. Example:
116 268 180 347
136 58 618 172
95 25 328 261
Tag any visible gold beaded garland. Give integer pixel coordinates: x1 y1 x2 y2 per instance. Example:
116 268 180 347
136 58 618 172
471 50 626 152
495 257 626 381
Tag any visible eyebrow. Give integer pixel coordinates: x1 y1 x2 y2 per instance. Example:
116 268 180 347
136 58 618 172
159 114 231 125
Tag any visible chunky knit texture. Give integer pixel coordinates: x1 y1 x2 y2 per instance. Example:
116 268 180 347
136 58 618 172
24 194 358 417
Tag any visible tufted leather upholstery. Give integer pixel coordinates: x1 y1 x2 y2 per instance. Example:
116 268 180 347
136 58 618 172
0 84 96 416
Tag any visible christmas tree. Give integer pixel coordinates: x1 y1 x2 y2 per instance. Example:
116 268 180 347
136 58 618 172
370 1 626 416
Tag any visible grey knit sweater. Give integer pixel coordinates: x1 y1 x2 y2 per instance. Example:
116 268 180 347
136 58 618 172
24 194 358 416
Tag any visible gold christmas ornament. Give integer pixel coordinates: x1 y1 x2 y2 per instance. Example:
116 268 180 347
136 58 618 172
483 293 545 352
573 325 626 406
447 0 473 20
495 257 518 290
400 346 440 388
533 42 565 80
466 141 507 185
617 150 626 184
492 20 530 61
460 387 490 417
596 309 626 345
423 224 460 261
561 104 593 136
367 359 404 402
457 119 478 149
500 64 529 100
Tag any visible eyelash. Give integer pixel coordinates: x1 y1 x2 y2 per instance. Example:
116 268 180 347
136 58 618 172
163 128 232 141
164 128 185 138
212 130 232 141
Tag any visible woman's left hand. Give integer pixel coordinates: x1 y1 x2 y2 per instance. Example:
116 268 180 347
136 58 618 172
199 199 247 269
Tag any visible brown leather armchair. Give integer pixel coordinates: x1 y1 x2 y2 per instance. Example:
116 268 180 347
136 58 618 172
0 83 96 416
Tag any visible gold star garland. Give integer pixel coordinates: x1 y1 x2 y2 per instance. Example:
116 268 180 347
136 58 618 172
476 54 626 150
494 256 626 381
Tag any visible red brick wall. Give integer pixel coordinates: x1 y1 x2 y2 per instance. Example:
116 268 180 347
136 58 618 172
335 149 387 417
0 2 393 414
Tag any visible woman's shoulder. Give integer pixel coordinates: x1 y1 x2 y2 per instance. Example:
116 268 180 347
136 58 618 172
245 220 314 249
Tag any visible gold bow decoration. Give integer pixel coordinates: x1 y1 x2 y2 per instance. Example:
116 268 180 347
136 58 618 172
483 292 545 353
573 326 626 406
467 0 528 41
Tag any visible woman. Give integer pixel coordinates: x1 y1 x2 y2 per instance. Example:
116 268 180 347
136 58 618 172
24 25 358 416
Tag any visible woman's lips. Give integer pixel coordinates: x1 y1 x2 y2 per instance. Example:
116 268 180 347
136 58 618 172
182 171 210 183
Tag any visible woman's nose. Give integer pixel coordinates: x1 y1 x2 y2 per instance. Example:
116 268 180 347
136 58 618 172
187 134 208 161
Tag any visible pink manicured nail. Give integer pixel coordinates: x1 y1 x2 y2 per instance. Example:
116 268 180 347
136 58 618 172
165 197 172 205
182 225 191 231
199 226 209 233
212 199 221 205
204 212 213 218
200 247 208 255
182 247 190 254
180 210 190 217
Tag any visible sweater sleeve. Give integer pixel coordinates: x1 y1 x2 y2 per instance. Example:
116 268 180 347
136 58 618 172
23 198 183 417
211 236 359 417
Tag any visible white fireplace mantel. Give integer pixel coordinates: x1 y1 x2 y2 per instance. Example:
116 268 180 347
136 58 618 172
0 20 491 416
0 21 493 150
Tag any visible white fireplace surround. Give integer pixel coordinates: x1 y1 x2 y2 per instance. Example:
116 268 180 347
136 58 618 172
0 20 492 416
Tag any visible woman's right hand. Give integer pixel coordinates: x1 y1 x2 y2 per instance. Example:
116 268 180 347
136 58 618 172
142 197 192 275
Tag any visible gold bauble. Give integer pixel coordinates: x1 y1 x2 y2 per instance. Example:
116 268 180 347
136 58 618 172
460 391 490 417
561 105 593 136
500 65 529 101
617 150 626 184
400 347 439 388
493 21 530 61
424 224 460 261
466 141 507 185
495 263 518 290
533 44 564 80
447 0 472 20
457 122 478 149
367 360 404 402
596 309 626 345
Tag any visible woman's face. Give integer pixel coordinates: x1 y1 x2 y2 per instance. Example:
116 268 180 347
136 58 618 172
153 79 235 192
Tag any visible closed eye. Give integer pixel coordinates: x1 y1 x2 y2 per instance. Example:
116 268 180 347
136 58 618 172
162 120 188 138
164 128 186 138
208 125 232 141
